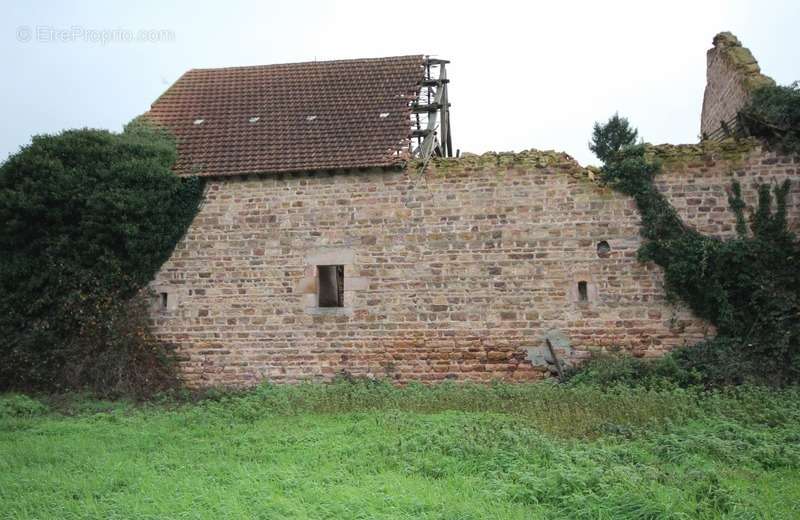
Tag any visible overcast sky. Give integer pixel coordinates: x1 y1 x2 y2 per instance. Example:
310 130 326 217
2 1 798 166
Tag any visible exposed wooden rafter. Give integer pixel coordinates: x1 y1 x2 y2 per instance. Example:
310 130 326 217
412 57 453 165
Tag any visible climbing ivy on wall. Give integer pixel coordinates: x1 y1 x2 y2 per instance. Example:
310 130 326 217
591 114 800 385
0 119 205 395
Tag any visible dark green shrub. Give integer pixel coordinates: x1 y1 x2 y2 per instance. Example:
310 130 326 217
739 82 800 155
669 339 756 387
0 393 49 417
58 292 180 397
564 354 699 389
0 120 204 394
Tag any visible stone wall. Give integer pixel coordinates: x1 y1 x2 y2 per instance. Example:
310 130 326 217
700 32 775 137
651 140 800 236
149 143 798 387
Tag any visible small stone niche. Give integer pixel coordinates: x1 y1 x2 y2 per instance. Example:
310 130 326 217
152 287 178 313
569 275 596 305
577 281 589 302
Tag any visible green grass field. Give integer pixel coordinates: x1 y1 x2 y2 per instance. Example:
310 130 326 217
2 381 799 519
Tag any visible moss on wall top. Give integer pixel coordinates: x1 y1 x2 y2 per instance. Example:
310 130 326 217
712 32 775 92
428 149 587 176
417 140 760 185
646 138 760 169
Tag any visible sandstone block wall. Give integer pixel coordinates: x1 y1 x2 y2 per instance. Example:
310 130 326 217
700 32 775 137
651 141 799 236
149 143 798 387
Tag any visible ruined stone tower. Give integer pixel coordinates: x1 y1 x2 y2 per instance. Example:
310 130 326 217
700 31 775 138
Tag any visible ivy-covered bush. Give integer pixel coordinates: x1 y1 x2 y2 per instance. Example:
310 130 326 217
739 82 800 155
0 120 204 395
587 114 800 386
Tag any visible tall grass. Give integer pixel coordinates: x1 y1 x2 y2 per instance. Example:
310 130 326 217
170 379 704 439
2 382 799 519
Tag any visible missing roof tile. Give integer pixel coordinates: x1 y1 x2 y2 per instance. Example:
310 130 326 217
379 112 390 118
248 116 260 123
305 115 317 121
193 119 204 125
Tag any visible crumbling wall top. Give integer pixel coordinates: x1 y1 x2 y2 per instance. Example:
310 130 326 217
647 137 760 167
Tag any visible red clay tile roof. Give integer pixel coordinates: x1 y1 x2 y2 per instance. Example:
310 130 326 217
145 55 426 177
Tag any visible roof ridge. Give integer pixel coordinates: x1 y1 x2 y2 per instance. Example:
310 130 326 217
185 54 426 75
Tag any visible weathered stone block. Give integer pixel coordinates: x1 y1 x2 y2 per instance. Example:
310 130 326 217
305 248 355 266
296 276 317 294
344 277 368 291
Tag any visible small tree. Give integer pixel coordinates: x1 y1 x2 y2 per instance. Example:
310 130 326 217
589 113 638 163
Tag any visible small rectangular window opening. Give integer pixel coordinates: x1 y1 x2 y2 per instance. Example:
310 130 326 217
577 281 588 302
318 265 344 307
160 292 169 310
